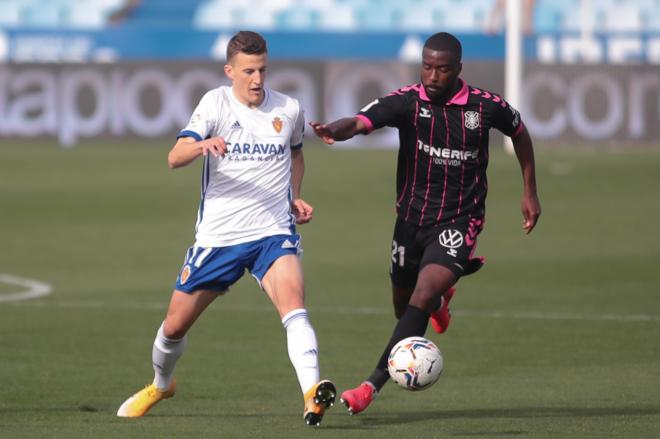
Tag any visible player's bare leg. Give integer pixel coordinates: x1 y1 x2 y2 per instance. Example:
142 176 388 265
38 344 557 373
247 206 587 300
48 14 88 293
117 289 218 417
408 264 456 313
262 254 335 426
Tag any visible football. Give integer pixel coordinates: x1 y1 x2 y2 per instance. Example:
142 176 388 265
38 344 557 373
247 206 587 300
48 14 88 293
387 336 443 391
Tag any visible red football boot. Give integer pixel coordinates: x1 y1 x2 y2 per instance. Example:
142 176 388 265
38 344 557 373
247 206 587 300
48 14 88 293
340 382 376 415
430 287 456 333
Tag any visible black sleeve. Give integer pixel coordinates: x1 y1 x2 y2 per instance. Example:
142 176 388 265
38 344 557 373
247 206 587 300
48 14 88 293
357 93 408 131
491 98 524 138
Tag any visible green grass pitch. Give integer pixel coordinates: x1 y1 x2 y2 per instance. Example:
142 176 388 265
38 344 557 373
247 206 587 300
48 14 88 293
1 141 659 438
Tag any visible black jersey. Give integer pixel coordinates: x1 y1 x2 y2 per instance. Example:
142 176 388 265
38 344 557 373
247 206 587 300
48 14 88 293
357 79 524 227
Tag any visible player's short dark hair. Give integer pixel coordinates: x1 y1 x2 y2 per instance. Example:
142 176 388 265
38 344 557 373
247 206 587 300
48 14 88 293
226 31 267 61
424 32 462 62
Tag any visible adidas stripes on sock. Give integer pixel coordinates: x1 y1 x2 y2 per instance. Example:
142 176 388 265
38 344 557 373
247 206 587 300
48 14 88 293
282 308 320 394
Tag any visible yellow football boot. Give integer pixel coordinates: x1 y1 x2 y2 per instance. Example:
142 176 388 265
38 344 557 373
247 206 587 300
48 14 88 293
303 379 336 426
117 380 176 417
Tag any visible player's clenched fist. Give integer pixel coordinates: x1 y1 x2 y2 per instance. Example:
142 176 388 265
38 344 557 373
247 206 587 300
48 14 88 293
201 136 228 157
291 198 313 224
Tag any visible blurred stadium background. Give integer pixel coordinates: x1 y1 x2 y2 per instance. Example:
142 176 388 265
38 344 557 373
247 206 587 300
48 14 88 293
1 1 659 438
1 0 659 147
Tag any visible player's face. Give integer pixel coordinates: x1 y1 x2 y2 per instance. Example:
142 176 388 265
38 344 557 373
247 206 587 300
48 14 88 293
224 52 268 108
420 48 462 101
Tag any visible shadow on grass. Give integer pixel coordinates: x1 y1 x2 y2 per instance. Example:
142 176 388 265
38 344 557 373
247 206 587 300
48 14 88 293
341 406 660 428
2 405 659 433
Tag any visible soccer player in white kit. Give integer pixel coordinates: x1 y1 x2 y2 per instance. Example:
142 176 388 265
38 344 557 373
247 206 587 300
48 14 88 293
117 31 336 426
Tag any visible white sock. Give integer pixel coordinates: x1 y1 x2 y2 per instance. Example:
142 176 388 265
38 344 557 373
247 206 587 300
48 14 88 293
281 309 320 394
152 322 187 391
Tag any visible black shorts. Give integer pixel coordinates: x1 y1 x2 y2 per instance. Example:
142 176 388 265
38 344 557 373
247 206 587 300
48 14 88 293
389 216 485 289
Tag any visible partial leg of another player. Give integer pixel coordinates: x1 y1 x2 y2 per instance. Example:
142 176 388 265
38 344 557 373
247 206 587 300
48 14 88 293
393 280 457 334
392 284 414 319
261 254 336 426
341 264 456 415
430 285 457 333
117 289 218 417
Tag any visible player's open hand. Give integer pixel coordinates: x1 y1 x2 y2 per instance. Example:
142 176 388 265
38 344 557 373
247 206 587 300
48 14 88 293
521 193 541 234
291 198 313 224
201 136 228 158
308 121 335 145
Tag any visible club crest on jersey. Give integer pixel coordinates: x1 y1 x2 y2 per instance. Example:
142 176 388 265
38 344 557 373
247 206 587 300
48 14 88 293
272 117 283 133
180 265 191 284
464 111 480 130
419 107 432 118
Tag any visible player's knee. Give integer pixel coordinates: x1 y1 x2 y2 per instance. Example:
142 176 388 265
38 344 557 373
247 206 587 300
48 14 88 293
162 320 188 340
410 285 441 312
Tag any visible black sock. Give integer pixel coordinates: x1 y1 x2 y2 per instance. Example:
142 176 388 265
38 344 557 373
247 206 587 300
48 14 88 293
367 305 430 391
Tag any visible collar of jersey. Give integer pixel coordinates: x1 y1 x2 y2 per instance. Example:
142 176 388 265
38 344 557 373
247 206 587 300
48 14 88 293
228 86 270 110
420 79 469 106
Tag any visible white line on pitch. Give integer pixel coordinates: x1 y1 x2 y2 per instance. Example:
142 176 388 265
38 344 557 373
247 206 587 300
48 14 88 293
0 273 53 303
6 300 660 323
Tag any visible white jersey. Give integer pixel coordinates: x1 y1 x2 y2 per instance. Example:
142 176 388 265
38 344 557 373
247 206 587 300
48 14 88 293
179 86 304 247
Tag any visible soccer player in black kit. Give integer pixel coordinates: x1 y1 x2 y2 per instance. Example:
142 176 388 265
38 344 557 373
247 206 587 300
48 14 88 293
310 32 541 415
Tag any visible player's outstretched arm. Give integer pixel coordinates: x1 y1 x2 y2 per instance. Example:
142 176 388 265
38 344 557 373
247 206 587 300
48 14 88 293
309 117 369 145
512 126 541 234
167 136 227 169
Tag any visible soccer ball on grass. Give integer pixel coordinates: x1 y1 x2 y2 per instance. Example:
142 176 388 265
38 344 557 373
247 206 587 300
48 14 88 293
387 336 443 391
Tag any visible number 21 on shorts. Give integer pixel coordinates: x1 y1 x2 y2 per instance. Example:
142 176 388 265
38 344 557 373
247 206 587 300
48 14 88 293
391 240 405 267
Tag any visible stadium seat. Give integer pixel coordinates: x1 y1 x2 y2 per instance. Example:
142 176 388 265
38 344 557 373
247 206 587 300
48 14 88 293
397 7 437 31
275 7 319 31
22 1 63 28
234 2 278 30
355 7 396 31
534 0 578 32
644 5 660 30
64 2 109 29
318 5 355 31
601 5 643 32
194 0 238 30
3 0 658 33
0 1 22 27
440 4 485 31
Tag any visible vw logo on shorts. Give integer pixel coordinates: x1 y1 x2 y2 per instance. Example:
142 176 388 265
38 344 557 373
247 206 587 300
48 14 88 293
438 230 464 249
